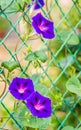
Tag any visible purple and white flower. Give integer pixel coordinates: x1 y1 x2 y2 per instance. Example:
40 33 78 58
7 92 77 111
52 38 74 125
9 77 34 100
28 0 44 10
32 13 55 39
32 0 44 10
26 91 52 118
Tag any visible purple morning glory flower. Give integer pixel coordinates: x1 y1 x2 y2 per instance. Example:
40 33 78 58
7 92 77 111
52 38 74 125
32 13 55 39
32 0 44 10
26 91 52 118
9 77 34 100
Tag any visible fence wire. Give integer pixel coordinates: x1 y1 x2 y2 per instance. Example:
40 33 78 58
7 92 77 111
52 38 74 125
0 0 81 130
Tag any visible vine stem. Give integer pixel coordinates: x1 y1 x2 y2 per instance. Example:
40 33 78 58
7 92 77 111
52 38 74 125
46 0 53 20
0 75 7 98
15 43 29 77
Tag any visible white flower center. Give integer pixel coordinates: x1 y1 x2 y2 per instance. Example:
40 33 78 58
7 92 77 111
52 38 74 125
39 24 47 31
18 87 25 94
39 22 48 31
35 104 43 110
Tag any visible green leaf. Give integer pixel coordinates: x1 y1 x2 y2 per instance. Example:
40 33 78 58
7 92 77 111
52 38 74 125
25 50 48 63
60 55 74 67
68 34 80 45
1 61 19 72
31 74 41 82
15 105 51 129
31 74 48 95
35 83 48 95
62 126 74 130
66 77 81 97
59 31 80 45
34 50 48 63
25 52 37 61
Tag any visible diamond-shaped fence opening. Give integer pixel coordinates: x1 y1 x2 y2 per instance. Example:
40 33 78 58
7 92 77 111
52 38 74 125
0 0 81 130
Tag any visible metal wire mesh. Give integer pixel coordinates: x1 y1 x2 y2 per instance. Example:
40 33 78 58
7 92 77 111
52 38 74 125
0 0 81 130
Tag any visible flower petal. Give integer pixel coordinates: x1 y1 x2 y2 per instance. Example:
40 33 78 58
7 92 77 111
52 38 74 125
9 77 34 100
32 13 42 34
26 91 52 118
32 13 55 39
32 0 44 10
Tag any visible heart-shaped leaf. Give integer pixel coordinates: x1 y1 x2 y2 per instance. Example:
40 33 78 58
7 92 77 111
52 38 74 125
35 83 48 95
66 77 81 97
68 34 80 45
34 50 48 63
60 55 74 67
25 52 37 61
1 61 19 72
14 105 51 129
59 31 80 45
25 50 48 63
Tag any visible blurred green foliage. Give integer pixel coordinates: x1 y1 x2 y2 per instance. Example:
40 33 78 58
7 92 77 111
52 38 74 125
0 0 81 130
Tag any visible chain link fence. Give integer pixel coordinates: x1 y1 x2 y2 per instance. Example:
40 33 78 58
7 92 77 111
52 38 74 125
0 0 81 130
